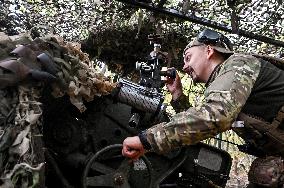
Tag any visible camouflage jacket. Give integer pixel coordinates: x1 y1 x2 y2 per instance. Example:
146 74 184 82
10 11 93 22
145 53 261 154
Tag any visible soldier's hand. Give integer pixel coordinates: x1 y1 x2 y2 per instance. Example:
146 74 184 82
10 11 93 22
166 72 183 100
122 136 145 160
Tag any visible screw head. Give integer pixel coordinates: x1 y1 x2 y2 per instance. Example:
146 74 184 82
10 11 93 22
114 174 124 185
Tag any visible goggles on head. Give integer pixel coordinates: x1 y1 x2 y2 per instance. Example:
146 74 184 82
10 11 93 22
183 29 233 56
197 29 233 51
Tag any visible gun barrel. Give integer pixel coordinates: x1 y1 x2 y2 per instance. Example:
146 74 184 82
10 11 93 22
116 79 165 115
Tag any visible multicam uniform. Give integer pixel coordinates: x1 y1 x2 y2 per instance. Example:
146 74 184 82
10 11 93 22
144 53 261 153
142 53 284 187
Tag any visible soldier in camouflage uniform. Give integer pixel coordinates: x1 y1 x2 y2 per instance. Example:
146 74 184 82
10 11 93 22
122 28 284 187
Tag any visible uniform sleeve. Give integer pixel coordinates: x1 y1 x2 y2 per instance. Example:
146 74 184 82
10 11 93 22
170 93 192 113
145 55 261 154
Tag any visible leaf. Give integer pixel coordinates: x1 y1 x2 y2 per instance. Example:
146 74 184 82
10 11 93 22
11 125 30 147
9 137 30 157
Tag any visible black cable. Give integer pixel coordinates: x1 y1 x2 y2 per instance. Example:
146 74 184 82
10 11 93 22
210 136 242 146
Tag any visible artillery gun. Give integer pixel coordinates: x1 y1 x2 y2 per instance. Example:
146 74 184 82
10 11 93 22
43 34 232 188
0 32 232 188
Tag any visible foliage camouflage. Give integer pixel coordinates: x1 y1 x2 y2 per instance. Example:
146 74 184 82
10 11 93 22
0 32 116 187
0 0 283 187
0 0 283 74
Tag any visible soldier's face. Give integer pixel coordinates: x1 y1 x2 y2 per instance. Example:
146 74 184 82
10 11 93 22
183 46 208 83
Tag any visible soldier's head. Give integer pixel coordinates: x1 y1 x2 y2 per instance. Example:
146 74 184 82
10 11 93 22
183 28 233 83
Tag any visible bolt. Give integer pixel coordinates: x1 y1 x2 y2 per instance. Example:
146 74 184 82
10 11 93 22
114 174 124 185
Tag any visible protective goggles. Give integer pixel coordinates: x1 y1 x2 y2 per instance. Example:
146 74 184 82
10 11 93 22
197 29 233 51
183 29 233 56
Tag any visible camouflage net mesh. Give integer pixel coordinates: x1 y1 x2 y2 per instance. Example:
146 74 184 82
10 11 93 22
0 32 116 186
0 1 284 187
1 1 283 74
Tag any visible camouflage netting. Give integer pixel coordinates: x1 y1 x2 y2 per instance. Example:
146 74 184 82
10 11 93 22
1 1 283 74
0 0 284 187
0 32 116 187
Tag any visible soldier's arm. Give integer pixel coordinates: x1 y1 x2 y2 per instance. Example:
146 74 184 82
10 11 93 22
170 93 192 113
144 55 261 154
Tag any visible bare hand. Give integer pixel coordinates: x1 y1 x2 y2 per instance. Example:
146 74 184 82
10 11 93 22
166 72 183 100
122 136 145 160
